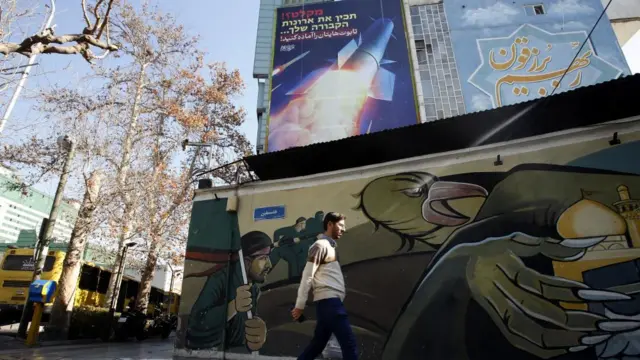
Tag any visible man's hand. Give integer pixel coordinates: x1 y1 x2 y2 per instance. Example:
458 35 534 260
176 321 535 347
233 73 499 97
235 285 253 313
245 317 267 351
291 307 304 321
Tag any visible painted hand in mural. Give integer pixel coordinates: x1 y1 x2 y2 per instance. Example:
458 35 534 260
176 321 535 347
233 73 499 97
245 317 267 351
455 232 635 359
593 309 640 359
235 284 254 313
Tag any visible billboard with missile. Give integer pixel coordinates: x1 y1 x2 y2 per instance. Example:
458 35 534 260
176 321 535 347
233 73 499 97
266 0 419 153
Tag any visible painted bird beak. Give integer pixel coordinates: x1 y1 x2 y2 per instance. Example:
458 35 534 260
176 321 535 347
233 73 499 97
422 181 488 226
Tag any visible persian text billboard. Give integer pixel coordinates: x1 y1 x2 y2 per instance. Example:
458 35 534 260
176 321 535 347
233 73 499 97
266 0 419 152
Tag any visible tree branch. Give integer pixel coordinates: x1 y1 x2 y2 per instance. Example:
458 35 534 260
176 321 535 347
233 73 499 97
0 29 118 62
81 0 91 28
96 0 115 39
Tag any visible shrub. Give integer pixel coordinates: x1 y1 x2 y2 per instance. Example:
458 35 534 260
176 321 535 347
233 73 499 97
68 305 119 340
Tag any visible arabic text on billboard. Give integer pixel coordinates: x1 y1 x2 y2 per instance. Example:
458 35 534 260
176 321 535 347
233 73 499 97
266 0 418 152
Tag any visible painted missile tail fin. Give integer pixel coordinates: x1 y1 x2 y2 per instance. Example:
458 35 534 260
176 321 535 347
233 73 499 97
368 67 395 101
285 67 328 96
337 39 358 69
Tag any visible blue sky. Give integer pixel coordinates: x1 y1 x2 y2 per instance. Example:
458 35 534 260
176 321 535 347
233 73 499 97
3 0 260 197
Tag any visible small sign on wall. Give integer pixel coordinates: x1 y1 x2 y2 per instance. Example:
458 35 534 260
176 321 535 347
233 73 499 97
254 205 286 222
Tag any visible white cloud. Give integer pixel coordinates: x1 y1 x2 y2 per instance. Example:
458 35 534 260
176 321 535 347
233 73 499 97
552 21 588 31
462 2 520 27
548 0 596 15
471 94 493 111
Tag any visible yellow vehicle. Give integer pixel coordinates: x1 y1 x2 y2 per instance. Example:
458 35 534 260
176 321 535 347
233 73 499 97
0 247 180 324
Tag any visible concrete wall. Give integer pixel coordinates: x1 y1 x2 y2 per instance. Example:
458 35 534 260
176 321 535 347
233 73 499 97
612 20 640 46
176 122 640 359
624 29 640 74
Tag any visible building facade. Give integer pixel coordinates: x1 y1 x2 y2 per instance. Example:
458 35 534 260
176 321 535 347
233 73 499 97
607 0 640 74
605 0 640 48
253 0 630 152
176 72 640 358
0 168 77 244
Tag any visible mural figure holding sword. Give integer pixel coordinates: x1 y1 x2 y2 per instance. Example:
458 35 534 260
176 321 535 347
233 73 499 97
185 231 272 353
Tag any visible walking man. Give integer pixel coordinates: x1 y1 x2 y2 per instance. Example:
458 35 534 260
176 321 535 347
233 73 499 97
291 212 358 360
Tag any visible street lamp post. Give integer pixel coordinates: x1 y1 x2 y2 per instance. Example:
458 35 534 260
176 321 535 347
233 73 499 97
166 264 181 314
17 135 76 338
105 241 137 340
181 139 214 178
167 264 174 312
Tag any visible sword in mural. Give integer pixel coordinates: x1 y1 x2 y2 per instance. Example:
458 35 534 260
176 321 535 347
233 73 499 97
237 248 259 357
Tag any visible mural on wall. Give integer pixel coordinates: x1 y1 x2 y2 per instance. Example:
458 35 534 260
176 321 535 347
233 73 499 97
270 211 325 279
443 0 631 112
184 230 272 352
468 24 623 107
359 163 640 360
179 140 640 359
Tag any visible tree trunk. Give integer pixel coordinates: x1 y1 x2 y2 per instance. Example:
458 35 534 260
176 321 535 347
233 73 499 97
104 63 147 306
135 109 164 314
47 170 103 339
135 233 160 313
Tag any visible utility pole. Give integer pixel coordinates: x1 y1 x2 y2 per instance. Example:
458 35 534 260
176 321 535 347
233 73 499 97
0 0 56 134
17 135 75 338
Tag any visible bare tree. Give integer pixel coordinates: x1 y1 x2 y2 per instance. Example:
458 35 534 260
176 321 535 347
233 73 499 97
86 2 200 306
132 59 251 312
0 0 118 62
47 169 103 337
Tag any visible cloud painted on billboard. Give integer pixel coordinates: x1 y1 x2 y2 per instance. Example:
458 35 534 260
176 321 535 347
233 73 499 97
266 0 419 153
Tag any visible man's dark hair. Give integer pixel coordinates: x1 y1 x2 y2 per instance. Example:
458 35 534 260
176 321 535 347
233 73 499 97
323 212 346 230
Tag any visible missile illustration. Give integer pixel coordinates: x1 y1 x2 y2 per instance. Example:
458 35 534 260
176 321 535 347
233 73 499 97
286 18 397 102
272 50 310 76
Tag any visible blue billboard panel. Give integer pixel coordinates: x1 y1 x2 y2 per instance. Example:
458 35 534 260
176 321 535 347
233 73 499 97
443 0 629 112
267 0 419 152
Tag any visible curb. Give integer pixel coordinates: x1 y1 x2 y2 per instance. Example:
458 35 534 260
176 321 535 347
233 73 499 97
0 335 177 353
0 337 100 351
174 348 297 360
39 338 101 347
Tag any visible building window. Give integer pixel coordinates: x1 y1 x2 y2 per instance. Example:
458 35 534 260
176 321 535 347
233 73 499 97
415 40 427 64
524 4 545 16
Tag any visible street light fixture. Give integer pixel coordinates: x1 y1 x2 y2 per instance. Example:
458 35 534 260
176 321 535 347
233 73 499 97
105 241 137 340
181 139 214 178
56 135 74 151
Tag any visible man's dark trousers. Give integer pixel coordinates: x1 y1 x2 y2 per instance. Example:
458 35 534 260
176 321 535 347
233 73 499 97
297 297 358 360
